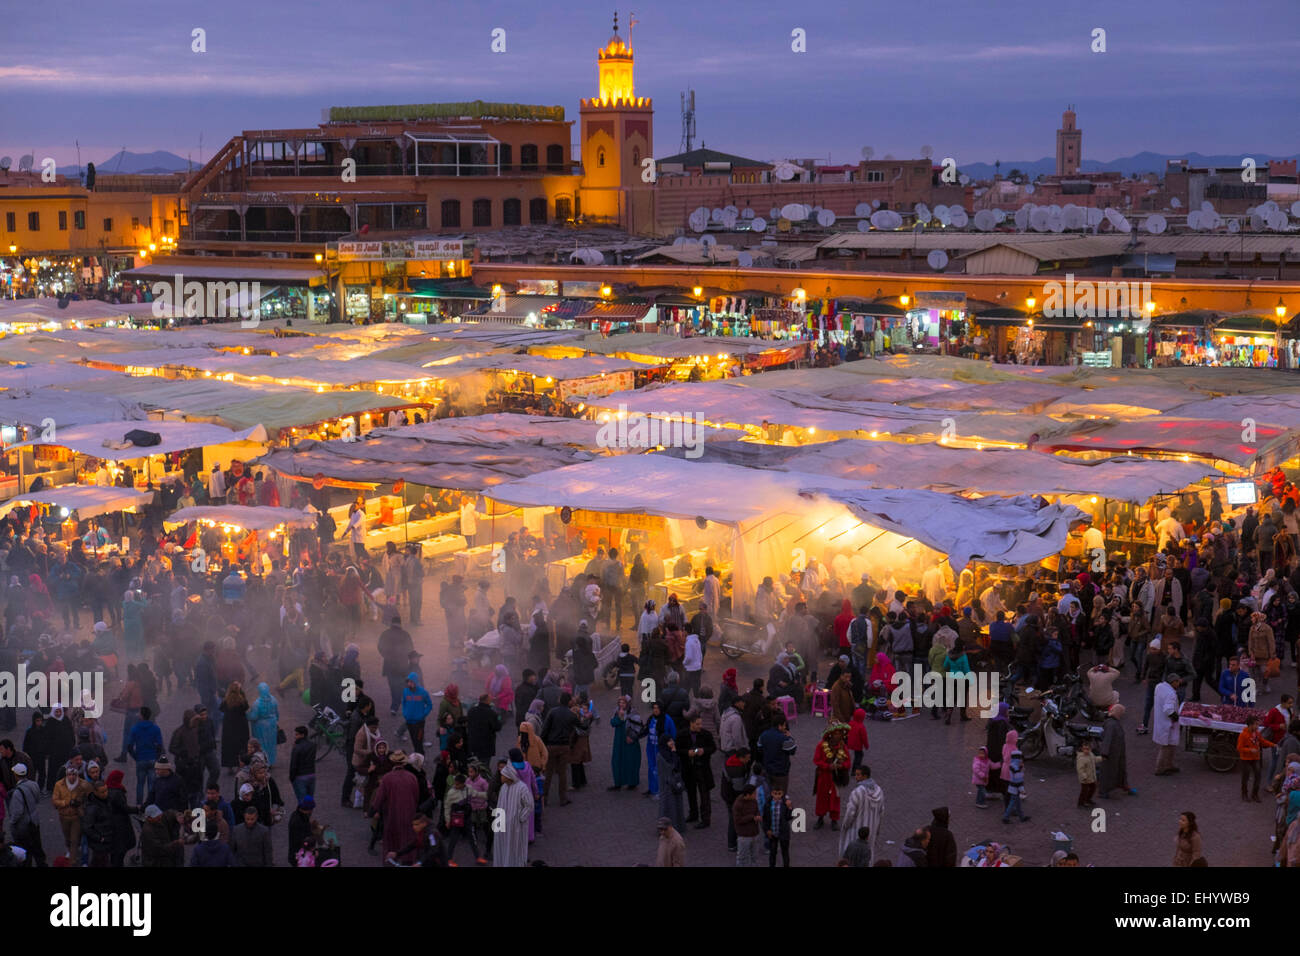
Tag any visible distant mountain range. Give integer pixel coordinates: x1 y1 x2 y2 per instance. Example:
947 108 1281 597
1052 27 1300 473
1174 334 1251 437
55 149 192 177
959 152 1300 181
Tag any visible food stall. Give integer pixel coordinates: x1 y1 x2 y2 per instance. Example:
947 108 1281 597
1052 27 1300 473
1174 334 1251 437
1178 701 1259 772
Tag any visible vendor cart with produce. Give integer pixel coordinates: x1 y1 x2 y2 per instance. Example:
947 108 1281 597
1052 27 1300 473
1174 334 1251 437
1178 702 1258 772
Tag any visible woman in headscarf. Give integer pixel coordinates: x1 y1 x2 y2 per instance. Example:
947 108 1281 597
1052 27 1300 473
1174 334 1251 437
27 573 54 620
246 682 280 767
1097 703 1132 799
121 586 147 660
362 738 393 814
527 608 551 674
517 717 548 775
985 702 1011 804
609 695 642 791
767 652 797 701
868 651 896 713
486 664 514 715
719 668 741 713
645 701 676 798
523 699 545 737
437 683 465 740
219 681 249 771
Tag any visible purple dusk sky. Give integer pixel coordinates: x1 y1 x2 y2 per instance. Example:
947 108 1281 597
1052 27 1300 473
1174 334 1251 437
2 0 1297 168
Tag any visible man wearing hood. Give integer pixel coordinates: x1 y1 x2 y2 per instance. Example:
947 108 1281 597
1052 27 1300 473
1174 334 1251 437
378 616 414 717
401 672 434 754
838 764 884 860
926 807 957 867
493 760 534 867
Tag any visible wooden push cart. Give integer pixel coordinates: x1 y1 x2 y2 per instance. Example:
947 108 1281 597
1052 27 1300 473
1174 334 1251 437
1178 703 1250 773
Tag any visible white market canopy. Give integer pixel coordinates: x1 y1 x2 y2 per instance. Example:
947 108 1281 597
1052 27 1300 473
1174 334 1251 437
255 415 606 492
0 484 154 519
1041 418 1298 469
6 420 268 458
163 505 318 531
661 439 1218 503
485 454 1083 569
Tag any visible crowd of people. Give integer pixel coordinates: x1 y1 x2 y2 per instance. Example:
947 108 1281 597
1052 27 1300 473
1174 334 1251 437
3 462 1300 868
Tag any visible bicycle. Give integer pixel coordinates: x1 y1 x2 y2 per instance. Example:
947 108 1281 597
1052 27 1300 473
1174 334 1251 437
308 703 347 760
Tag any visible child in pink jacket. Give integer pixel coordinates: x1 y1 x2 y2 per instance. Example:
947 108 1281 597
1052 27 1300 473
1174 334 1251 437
972 745 991 808
847 708 870 771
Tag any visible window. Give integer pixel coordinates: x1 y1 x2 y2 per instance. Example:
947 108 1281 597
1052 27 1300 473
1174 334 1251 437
472 198 492 227
103 217 113 232
555 197 572 221
864 169 884 183
632 146 641 168
27 212 39 231
5 212 13 231
520 144 538 171
132 217 140 230
597 147 606 168
498 143 512 170
529 197 547 225
74 210 86 229
546 144 564 170
58 211 67 231
441 199 461 228
503 198 522 226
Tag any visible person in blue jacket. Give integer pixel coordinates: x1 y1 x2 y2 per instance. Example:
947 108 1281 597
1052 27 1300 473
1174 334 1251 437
1218 656 1249 705
402 672 434 753
126 705 164 805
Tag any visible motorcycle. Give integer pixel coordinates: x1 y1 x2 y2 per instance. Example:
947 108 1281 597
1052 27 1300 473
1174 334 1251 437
1019 693 1105 760
719 618 778 661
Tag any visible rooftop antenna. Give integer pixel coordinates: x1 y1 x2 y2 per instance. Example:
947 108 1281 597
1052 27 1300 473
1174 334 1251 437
680 89 696 153
628 11 638 49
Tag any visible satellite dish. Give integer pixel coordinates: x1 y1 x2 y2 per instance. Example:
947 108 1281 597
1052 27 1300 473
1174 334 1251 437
724 205 739 217
934 204 951 226
560 506 573 525
1268 210 1289 230
920 145 934 159
1201 200 1215 213
699 234 717 248
695 516 709 530
750 217 767 232
870 209 901 229
688 208 709 232
854 202 871 217
711 207 724 222
861 146 875 160
817 209 836 227
0 157 10 171
741 208 755 219
872 200 881 209
770 207 780 219
780 202 805 220
1024 184 1035 194
1086 207 1104 227
927 249 949 270
1250 212 1266 231
1291 200 1300 218
857 220 871 232
738 252 754 268
1047 209 1065 233
1063 204 1086 230
914 203 932 224
773 163 797 182
959 174 971 186
1014 207 1030 231
1029 207 1051 231
994 209 1008 224
1170 197 1182 209
1144 214 1167 234
949 207 969 228
973 209 997 231
1227 218 1241 234
671 236 690 248
18 154 34 173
